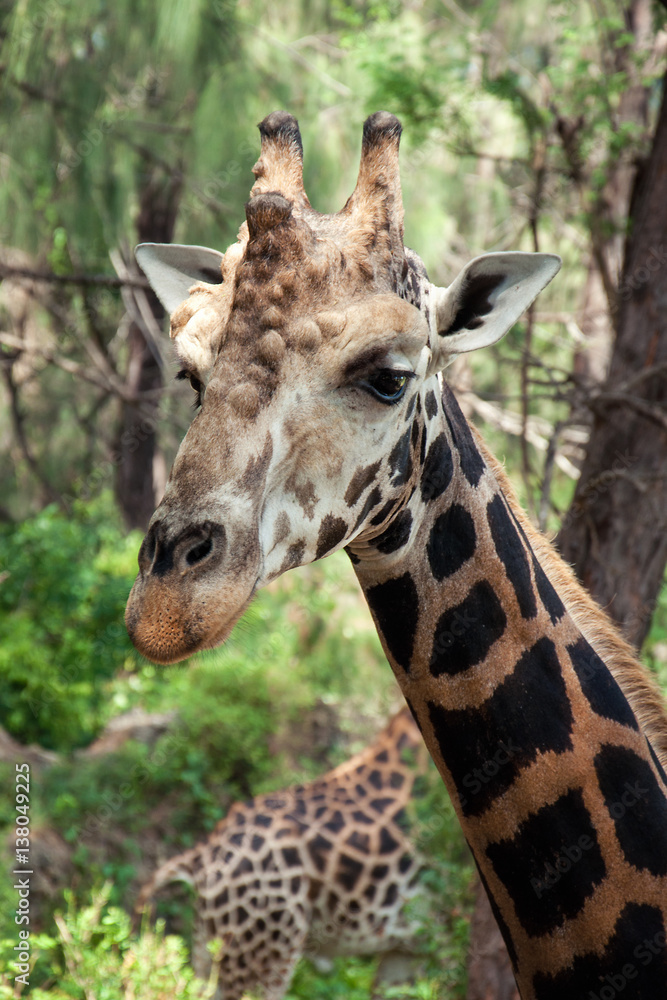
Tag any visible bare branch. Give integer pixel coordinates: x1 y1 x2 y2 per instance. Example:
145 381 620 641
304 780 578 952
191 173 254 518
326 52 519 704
554 113 619 320
591 390 667 431
0 352 64 508
0 262 149 290
459 391 584 479
615 360 667 394
0 332 161 404
110 248 168 370
123 120 191 135
8 74 80 114
538 421 564 532
249 23 352 97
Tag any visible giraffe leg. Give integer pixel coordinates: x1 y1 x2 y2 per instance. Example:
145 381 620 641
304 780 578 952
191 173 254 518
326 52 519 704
197 903 312 1000
372 949 420 996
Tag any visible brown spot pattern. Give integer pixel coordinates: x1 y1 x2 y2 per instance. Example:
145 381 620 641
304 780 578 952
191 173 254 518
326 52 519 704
137 709 427 999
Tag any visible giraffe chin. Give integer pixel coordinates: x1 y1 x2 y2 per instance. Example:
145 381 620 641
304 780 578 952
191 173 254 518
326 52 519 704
125 579 253 665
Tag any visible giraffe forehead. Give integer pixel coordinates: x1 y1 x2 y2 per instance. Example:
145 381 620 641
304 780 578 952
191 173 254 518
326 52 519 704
221 201 424 347
231 293 426 360
203 292 428 408
229 219 376 322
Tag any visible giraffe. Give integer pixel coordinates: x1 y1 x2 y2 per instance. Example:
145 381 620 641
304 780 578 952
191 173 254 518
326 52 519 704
136 707 431 999
125 111 667 999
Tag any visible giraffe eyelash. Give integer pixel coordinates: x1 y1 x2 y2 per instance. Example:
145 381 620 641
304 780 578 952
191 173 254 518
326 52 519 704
176 369 204 410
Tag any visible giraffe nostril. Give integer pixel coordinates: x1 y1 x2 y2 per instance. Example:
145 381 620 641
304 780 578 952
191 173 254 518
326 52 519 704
140 520 224 576
138 524 158 573
181 521 225 569
185 537 214 566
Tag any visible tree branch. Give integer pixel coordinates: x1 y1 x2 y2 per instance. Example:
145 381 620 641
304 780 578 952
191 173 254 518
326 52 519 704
0 333 161 405
590 390 667 431
0 354 64 508
0 262 149 290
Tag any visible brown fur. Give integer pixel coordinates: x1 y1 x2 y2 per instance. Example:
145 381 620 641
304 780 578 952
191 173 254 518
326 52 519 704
476 428 667 771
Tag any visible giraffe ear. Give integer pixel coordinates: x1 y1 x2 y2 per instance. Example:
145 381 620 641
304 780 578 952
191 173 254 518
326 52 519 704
429 252 561 370
135 243 225 315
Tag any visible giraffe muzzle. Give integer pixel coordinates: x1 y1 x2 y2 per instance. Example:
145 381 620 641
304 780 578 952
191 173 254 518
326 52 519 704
126 517 258 664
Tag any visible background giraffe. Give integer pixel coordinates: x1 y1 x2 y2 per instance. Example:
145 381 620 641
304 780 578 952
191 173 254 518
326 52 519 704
137 707 431 999
126 112 667 999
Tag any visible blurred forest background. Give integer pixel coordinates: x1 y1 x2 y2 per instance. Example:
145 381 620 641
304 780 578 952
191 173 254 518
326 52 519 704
1 0 667 996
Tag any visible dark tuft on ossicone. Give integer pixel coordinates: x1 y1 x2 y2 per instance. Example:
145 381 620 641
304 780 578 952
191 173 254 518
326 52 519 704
362 112 403 147
258 111 303 157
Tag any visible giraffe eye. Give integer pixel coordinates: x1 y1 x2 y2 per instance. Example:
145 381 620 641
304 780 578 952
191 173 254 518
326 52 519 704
176 369 204 409
363 369 411 404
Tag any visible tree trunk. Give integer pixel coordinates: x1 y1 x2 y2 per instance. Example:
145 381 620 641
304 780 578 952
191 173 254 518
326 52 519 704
115 167 182 530
557 67 667 649
466 879 520 1000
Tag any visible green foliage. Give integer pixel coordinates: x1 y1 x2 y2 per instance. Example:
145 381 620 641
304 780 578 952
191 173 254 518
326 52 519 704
2 0 664 526
0 496 141 749
38 551 388 817
0 0 244 256
0 517 394 924
485 71 548 136
645 571 667 693
0 884 213 998
287 956 376 999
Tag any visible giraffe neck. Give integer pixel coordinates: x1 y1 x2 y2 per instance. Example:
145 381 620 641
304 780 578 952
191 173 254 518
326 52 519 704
348 379 667 999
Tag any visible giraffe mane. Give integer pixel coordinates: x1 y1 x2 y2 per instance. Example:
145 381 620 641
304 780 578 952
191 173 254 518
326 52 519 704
472 425 667 771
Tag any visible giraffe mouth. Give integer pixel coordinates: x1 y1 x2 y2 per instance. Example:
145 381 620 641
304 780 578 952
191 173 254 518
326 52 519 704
125 574 257 665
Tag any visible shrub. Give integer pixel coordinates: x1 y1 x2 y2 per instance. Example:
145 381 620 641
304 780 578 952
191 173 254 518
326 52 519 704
0 496 141 750
0 883 213 998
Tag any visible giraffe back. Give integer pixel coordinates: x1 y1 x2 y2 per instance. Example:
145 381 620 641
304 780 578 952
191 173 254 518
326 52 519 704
137 708 430 999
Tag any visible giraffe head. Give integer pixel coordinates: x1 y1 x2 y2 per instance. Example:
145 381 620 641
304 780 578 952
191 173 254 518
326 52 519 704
125 111 560 663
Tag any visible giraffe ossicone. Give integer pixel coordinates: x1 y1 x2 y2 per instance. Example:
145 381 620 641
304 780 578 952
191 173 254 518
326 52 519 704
126 111 667 1000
